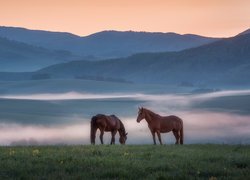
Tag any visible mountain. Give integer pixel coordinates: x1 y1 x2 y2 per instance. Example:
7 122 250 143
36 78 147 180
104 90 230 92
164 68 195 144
1 27 249 88
33 33 250 87
237 28 250 36
79 31 219 58
0 37 77 71
0 26 219 59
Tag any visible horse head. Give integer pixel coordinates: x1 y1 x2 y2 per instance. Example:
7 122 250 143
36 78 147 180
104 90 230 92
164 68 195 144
119 132 128 144
137 107 146 123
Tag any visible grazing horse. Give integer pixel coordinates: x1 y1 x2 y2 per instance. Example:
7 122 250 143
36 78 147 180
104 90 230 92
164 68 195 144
90 114 128 145
136 107 183 145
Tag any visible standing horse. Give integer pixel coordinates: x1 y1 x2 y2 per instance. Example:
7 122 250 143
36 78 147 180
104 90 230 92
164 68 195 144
136 107 183 145
90 114 128 145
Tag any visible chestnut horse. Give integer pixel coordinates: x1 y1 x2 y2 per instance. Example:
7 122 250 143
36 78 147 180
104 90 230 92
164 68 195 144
136 107 183 145
90 114 128 145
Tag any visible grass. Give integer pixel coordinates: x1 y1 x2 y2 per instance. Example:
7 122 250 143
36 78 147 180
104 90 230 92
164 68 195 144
0 144 249 179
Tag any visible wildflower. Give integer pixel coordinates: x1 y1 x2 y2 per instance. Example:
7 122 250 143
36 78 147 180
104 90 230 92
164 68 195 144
124 152 129 156
32 149 40 156
9 149 15 156
209 176 217 180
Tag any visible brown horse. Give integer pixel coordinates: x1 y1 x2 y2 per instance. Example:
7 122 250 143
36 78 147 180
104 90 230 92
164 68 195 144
136 107 183 145
90 114 128 145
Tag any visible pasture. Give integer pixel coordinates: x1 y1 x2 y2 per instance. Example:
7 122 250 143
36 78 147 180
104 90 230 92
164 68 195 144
0 145 249 179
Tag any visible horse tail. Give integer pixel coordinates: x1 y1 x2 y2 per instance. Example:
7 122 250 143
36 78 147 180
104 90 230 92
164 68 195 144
180 121 184 145
90 116 97 144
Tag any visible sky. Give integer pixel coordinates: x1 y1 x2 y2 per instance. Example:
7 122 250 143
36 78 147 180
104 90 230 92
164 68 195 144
1 0 250 37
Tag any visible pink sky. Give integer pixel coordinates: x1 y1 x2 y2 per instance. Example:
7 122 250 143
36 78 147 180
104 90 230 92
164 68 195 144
1 0 250 37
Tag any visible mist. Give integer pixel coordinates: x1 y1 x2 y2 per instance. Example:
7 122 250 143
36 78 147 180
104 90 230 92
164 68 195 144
0 92 138 100
0 90 250 145
1 89 250 101
0 111 249 146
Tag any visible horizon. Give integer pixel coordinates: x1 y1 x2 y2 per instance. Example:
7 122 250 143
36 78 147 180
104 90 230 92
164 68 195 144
1 25 249 38
1 0 250 38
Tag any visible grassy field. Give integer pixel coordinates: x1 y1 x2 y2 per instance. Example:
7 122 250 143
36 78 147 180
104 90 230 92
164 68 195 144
0 145 249 179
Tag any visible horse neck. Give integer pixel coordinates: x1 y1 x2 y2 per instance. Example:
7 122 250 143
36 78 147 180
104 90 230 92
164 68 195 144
118 120 126 137
144 109 161 123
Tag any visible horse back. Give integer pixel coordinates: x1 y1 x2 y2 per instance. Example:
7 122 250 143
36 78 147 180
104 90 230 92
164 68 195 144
106 115 120 129
93 114 120 131
160 115 183 132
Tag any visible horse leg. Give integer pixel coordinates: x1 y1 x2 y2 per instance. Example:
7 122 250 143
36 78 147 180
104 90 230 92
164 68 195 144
110 130 117 145
156 131 163 145
172 130 180 144
180 126 184 144
99 129 104 144
151 131 156 145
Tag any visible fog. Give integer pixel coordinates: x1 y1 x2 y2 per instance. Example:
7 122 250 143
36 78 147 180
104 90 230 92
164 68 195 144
0 123 89 146
0 111 249 146
0 90 250 145
0 92 137 100
1 89 250 101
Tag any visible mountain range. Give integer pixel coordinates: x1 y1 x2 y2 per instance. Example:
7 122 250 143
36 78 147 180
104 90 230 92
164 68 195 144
0 26 250 89
0 26 219 68
34 32 250 87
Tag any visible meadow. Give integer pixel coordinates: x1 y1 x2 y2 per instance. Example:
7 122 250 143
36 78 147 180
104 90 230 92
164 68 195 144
0 144 249 179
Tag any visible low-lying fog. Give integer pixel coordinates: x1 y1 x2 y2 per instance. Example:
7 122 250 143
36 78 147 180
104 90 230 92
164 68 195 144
0 90 250 145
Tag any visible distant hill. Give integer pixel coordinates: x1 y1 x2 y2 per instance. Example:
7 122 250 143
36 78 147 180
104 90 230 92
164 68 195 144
33 33 250 88
1 27 250 88
0 37 78 71
80 31 219 58
0 26 219 59
237 28 250 36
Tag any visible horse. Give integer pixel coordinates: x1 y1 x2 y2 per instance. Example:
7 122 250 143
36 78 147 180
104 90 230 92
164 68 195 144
136 107 183 145
90 114 128 145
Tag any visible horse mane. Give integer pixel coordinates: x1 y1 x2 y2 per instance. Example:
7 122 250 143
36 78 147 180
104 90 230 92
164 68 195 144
143 108 162 119
119 120 126 135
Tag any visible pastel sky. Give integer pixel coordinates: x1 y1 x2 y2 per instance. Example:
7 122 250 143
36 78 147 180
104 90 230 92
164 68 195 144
1 0 250 37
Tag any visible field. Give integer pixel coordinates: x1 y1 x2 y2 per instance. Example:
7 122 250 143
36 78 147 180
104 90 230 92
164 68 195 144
0 145 249 179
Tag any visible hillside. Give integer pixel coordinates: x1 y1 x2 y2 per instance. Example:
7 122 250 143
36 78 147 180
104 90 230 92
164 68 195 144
0 37 77 71
0 26 219 59
34 33 250 87
1 29 249 88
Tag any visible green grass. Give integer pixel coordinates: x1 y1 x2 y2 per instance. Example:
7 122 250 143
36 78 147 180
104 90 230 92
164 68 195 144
0 145 249 179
